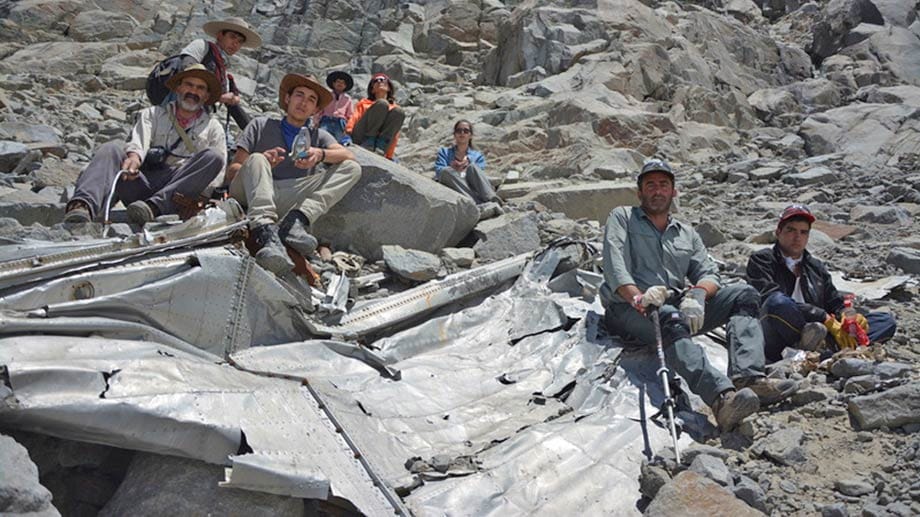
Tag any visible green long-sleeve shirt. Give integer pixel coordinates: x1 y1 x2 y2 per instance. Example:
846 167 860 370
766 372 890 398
600 206 721 306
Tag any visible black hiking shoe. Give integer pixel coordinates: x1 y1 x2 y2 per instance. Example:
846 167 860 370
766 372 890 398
252 224 294 274
278 210 318 257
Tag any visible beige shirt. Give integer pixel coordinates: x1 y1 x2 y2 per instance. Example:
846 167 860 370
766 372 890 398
124 102 226 169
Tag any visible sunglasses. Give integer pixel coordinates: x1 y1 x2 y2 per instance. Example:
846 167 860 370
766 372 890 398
372 77 388 83
454 127 471 134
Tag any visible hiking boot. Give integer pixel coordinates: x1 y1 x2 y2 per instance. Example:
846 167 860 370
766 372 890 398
63 201 92 224
251 224 294 274
126 200 156 225
799 321 828 351
278 210 317 257
711 388 760 431
734 376 798 406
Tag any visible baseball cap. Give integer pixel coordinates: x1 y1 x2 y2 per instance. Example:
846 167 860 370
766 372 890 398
778 204 816 227
637 159 675 184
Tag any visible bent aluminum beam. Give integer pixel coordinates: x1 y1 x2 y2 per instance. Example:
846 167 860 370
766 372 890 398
0 214 246 292
304 252 533 339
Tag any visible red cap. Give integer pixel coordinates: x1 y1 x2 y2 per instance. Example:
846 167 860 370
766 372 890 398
778 204 816 227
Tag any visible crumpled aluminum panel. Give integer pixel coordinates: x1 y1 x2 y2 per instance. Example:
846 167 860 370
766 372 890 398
0 335 397 516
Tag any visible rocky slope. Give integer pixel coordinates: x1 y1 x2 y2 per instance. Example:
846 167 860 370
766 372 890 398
1 0 920 515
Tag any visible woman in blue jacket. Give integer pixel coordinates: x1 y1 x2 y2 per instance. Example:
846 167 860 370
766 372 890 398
434 120 499 204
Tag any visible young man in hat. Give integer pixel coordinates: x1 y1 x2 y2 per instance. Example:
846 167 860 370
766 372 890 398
181 17 262 131
313 70 354 144
746 204 897 362
345 73 405 159
64 64 226 226
226 73 361 274
601 159 797 431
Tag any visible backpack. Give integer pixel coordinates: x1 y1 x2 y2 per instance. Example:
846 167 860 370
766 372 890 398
145 54 200 105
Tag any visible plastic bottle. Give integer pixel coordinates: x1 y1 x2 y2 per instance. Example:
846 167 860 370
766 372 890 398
291 127 310 160
841 296 870 346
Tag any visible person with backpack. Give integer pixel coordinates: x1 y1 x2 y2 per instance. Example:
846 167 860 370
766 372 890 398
179 17 262 131
64 65 226 226
226 73 361 274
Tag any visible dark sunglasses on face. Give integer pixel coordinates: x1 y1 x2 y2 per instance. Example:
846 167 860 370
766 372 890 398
372 77 388 83
454 128 471 134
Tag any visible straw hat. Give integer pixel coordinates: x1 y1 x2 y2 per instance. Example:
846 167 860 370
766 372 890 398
278 73 333 112
203 17 262 48
165 64 222 105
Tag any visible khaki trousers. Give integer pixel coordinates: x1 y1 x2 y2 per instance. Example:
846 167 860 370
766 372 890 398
230 153 362 228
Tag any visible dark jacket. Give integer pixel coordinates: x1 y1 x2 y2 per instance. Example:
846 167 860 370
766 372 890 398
746 244 845 322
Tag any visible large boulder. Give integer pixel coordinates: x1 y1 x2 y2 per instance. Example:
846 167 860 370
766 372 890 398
798 103 920 166
808 0 884 65
865 26 920 86
68 9 138 41
313 150 479 260
848 382 920 430
644 470 765 516
0 434 58 515
0 42 129 75
520 181 637 223
99 452 303 517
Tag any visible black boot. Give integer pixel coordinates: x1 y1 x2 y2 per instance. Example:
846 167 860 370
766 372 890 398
278 210 318 257
251 224 294 274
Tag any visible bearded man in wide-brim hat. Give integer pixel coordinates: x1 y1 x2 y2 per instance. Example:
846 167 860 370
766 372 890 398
225 73 361 275
180 16 263 131
64 65 227 226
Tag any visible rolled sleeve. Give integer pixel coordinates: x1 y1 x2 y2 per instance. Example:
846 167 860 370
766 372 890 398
687 230 721 288
602 208 635 293
124 107 154 162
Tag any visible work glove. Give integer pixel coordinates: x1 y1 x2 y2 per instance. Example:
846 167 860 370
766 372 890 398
825 316 858 349
680 287 707 335
638 285 669 309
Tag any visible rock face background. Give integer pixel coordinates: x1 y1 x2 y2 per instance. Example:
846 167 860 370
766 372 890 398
1 0 920 515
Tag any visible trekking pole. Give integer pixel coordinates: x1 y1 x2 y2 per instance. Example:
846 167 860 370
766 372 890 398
650 307 681 464
102 173 124 235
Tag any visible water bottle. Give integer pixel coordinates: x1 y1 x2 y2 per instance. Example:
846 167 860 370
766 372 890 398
841 296 870 346
291 126 310 160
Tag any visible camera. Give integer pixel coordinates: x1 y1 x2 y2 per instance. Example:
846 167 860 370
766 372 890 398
142 146 169 170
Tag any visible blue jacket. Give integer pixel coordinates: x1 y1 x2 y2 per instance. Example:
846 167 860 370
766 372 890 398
434 146 486 179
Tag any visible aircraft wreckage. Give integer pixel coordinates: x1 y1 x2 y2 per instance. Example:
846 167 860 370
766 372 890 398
0 205 737 515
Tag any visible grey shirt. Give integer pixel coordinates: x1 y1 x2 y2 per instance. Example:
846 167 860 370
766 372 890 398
236 117 336 180
600 206 721 307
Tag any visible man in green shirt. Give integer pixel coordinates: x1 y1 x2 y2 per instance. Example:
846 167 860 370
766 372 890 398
601 159 797 431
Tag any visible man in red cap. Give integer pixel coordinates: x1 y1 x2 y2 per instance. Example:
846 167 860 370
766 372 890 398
746 204 897 361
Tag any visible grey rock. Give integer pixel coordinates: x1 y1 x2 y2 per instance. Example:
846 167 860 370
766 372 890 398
848 382 920 430
783 166 837 186
844 374 880 394
0 434 57 515
99 452 303 517
748 88 799 123
791 387 831 406
836 478 875 497
696 222 727 247
0 190 66 226
519 181 636 224
644 471 764 517
780 479 798 494
851 206 911 225
832 359 876 379
473 212 541 261
441 247 475 267
809 0 884 63
689 454 733 488
0 122 62 146
733 475 768 513
886 248 920 274
680 444 731 465
821 502 850 517
314 150 479 261
870 0 918 26
874 362 914 380
752 427 807 465
382 245 442 282
0 141 30 173
639 461 670 499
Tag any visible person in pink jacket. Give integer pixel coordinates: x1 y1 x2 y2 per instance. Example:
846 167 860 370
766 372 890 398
313 70 354 144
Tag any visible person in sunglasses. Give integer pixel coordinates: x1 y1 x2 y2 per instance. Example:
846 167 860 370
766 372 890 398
746 204 897 361
345 73 404 159
433 120 500 204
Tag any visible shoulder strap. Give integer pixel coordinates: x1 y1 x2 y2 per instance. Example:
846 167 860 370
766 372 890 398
167 108 196 153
